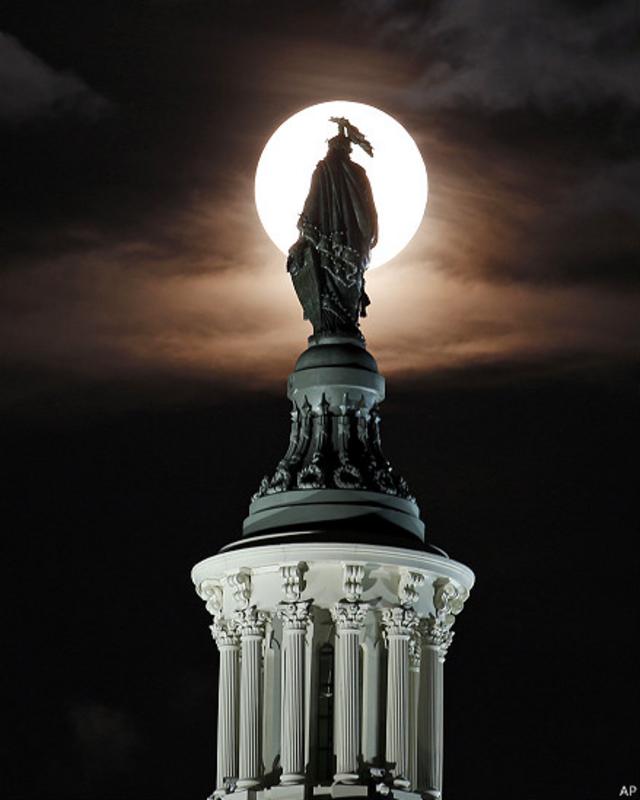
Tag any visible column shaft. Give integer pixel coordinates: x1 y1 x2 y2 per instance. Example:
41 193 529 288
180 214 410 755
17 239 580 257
236 607 266 790
278 601 311 785
216 643 240 791
408 655 420 789
382 607 417 789
419 644 444 798
336 628 360 780
331 602 367 784
386 635 410 786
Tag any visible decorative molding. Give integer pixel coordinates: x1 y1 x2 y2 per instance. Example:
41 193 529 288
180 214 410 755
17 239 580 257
343 564 365 602
280 563 306 602
277 600 312 630
226 570 251 609
234 605 268 638
251 394 416 502
192 543 476 595
196 579 223 616
435 578 468 616
408 633 422 670
210 616 239 648
331 601 369 631
381 606 419 638
398 569 425 607
421 579 469 661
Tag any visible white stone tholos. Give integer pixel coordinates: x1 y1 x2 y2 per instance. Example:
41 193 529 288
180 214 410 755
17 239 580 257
193 543 473 799
236 606 267 790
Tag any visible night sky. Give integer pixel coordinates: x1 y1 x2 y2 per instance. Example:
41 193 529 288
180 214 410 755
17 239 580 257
2 2 639 799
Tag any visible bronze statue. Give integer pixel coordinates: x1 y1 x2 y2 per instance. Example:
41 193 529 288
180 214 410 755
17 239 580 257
287 117 378 340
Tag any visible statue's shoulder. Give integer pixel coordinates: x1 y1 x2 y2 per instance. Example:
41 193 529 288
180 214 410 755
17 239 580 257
348 161 372 187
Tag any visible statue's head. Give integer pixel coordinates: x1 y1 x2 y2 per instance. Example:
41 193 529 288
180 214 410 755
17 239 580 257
327 133 352 156
328 116 374 158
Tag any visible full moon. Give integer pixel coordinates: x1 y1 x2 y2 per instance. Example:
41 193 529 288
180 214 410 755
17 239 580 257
255 101 428 269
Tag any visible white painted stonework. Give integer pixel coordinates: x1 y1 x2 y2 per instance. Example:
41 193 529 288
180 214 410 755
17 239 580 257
193 542 474 800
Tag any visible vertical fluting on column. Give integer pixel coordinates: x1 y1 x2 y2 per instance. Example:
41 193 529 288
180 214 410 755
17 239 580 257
211 618 240 794
331 601 368 784
277 600 312 785
361 638 381 765
418 579 467 798
235 606 267 790
381 607 418 788
408 634 421 790
419 640 445 798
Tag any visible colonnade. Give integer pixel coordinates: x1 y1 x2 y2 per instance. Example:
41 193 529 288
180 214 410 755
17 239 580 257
209 600 456 797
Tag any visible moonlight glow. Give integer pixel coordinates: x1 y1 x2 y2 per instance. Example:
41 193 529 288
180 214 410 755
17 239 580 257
255 101 428 269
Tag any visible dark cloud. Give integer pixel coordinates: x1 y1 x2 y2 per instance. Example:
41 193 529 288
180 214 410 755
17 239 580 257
70 701 139 766
356 0 640 112
0 0 637 400
0 31 110 121
67 700 141 795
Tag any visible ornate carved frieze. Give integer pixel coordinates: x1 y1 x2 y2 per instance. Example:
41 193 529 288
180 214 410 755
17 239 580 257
277 599 312 630
196 579 224 617
234 605 268 638
342 564 365 602
381 606 419 639
280 563 306 602
226 570 251 609
253 396 415 501
421 579 469 661
434 579 468 616
331 601 369 630
398 570 425 607
408 633 422 670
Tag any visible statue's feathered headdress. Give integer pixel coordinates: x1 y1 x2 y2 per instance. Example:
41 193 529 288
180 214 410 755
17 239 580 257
329 116 374 157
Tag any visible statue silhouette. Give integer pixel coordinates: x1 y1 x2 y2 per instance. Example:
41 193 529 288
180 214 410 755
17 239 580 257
287 117 378 340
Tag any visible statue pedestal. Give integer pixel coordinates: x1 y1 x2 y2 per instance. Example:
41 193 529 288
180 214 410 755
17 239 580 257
245 336 426 549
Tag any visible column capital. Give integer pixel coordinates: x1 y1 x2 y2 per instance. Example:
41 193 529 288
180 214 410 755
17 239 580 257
234 605 268 638
210 616 239 648
331 600 369 631
420 617 454 655
277 599 312 630
381 605 419 639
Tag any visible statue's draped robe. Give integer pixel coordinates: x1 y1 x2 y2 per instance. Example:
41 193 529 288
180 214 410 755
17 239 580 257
287 144 378 338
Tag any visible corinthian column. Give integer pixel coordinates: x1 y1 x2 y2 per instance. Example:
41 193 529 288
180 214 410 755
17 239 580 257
331 601 368 783
418 580 467 798
277 600 312 785
235 606 267 790
381 606 418 788
211 617 240 795
419 623 450 798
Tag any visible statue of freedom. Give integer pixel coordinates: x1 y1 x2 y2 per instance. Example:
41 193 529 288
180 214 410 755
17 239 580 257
287 117 378 340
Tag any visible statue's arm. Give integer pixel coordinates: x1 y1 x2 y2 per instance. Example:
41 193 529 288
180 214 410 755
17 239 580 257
352 164 378 248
